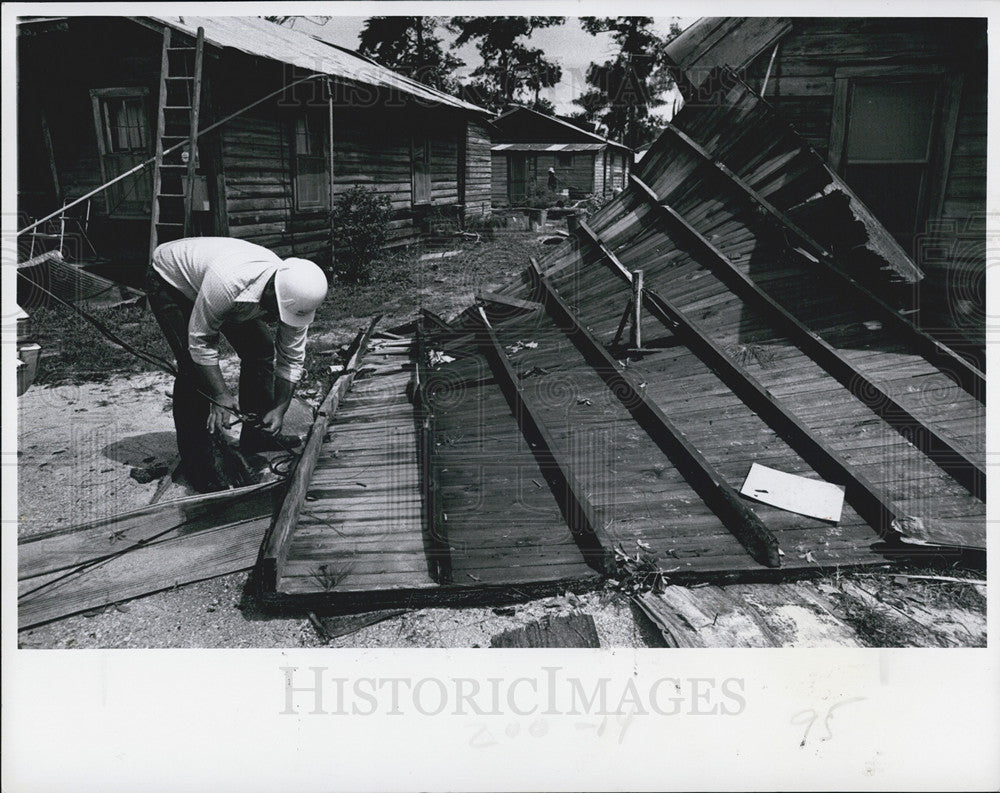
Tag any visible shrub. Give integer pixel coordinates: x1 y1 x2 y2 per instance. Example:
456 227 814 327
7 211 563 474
524 181 565 209
331 186 392 283
577 192 610 218
463 212 508 240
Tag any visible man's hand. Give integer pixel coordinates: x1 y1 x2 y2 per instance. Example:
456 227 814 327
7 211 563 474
260 404 289 436
207 392 240 434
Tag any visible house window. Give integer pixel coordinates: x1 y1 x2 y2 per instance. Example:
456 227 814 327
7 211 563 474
293 115 329 212
411 137 431 205
829 67 960 255
100 96 147 152
557 152 573 167
90 88 153 217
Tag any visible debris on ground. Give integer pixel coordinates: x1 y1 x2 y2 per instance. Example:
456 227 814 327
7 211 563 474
490 613 600 647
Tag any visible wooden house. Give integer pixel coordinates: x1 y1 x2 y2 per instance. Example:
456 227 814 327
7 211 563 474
17 16 493 279
489 107 631 207
664 17 987 358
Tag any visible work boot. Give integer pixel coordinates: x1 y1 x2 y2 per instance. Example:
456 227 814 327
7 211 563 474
215 434 261 487
240 426 303 454
181 448 232 493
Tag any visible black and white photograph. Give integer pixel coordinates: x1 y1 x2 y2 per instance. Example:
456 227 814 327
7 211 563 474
3 4 997 791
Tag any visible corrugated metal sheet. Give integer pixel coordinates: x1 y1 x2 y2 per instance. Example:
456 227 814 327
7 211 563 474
491 143 606 152
147 16 489 115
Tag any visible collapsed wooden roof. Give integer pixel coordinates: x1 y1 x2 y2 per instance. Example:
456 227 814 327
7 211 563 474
256 72 984 612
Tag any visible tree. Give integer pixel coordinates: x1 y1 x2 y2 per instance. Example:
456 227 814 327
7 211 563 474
572 17 681 149
357 17 464 93
448 17 565 113
263 16 330 28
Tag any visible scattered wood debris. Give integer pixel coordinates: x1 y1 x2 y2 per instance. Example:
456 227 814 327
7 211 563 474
490 614 600 648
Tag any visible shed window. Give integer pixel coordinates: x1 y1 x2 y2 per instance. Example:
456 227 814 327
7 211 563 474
100 96 147 152
412 137 431 205
830 68 959 254
557 152 573 167
90 88 152 218
293 115 329 212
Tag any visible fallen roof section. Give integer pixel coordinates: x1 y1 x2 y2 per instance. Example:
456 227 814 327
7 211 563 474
256 72 982 614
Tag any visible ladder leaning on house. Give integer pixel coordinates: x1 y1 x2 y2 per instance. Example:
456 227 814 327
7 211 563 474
148 26 205 261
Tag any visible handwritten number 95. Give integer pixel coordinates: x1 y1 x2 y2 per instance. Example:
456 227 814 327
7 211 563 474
792 697 866 747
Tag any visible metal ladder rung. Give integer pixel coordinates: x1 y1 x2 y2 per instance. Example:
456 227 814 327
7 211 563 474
163 106 192 110
165 75 194 80
167 46 196 51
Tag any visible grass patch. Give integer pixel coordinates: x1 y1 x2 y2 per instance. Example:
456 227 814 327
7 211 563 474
30 304 177 385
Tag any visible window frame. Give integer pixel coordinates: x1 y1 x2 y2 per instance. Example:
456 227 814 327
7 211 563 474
89 87 152 218
828 65 964 235
291 113 330 213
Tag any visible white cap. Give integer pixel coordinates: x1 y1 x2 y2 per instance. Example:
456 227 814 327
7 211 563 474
274 258 328 327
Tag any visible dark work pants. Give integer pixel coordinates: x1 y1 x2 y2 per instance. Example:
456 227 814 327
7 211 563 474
145 268 275 482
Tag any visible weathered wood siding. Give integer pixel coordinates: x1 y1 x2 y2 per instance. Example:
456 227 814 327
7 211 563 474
593 150 606 197
491 151 599 207
221 99 476 258
543 153 596 197
743 17 986 352
491 152 510 208
463 119 492 217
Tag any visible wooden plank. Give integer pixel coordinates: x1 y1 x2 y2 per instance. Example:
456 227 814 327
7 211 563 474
19 482 281 581
489 614 601 648
258 317 380 590
19 516 270 630
635 582 863 648
531 254 781 568
477 291 544 313
415 324 452 583
472 307 616 575
631 174 984 500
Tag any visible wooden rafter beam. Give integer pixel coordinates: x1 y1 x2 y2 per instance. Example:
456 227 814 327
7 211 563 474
658 121 985 403
472 306 616 575
258 316 380 592
414 324 452 584
630 174 984 500
529 258 781 569
570 226 906 541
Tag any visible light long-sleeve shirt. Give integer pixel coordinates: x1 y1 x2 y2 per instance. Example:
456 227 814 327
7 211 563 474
152 237 309 382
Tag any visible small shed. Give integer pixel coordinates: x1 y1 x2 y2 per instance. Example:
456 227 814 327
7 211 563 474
489 108 631 207
665 17 987 359
17 16 493 279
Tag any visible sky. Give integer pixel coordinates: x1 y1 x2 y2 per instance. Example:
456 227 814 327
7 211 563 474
288 16 692 118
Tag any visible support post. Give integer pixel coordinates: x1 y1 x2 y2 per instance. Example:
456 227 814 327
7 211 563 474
631 269 644 350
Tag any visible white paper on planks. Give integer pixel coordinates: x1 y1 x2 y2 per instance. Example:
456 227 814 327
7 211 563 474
740 463 846 523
